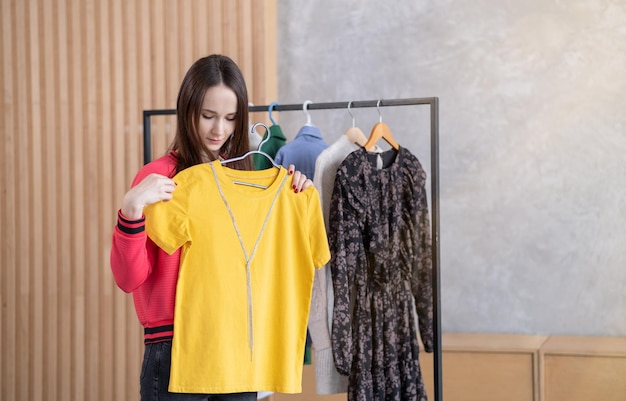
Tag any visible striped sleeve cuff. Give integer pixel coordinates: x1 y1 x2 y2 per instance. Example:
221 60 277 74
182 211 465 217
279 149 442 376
117 209 145 234
144 324 174 344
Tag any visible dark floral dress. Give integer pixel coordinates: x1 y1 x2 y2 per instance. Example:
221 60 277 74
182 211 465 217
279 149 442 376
329 147 433 401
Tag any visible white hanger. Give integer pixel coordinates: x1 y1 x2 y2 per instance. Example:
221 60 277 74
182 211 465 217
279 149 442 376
343 100 367 147
221 122 279 168
303 100 313 126
220 123 280 189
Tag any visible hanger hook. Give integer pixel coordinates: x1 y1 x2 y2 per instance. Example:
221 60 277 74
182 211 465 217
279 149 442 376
347 101 356 128
268 101 279 125
303 100 313 125
252 122 271 148
376 99 383 123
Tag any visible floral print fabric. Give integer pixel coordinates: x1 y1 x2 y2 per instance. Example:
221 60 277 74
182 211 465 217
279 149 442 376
329 147 433 401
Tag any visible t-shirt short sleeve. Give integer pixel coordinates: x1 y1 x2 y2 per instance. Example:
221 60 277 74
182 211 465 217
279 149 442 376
144 180 191 255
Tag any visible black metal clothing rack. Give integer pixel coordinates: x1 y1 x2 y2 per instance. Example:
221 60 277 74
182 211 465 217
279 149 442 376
142 97 442 401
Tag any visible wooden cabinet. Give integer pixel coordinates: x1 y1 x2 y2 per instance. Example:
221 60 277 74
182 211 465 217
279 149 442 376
271 334 626 401
421 333 547 401
540 336 626 401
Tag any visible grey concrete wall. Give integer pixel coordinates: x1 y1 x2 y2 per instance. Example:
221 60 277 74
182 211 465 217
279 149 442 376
274 0 626 336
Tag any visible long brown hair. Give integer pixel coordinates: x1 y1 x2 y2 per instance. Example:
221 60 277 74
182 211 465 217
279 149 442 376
170 54 252 173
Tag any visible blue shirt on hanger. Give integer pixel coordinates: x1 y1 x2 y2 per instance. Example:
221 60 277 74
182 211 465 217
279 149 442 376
275 125 329 180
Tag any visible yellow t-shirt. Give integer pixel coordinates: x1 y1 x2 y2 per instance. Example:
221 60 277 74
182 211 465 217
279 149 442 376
144 162 330 394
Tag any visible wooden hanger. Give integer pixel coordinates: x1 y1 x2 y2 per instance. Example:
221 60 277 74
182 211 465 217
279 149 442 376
345 126 367 147
363 100 399 151
344 101 367 146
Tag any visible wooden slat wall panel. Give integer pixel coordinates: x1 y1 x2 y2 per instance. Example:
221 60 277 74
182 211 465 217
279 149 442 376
0 1 277 400
0 2 5 396
1 0 16 398
41 0 58 398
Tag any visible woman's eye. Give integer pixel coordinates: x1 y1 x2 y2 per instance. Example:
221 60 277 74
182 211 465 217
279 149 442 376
202 114 213 120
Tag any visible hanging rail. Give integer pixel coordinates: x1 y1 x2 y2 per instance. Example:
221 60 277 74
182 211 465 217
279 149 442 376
142 97 442 401
142 97 436 165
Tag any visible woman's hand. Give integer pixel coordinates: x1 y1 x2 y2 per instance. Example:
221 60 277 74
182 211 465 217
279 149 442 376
287 164 313 193
121 173 176 220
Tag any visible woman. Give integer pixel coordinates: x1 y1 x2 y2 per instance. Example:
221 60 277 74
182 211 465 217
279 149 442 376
110 54 311 401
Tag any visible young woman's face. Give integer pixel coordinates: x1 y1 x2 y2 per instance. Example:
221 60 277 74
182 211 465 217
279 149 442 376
198 84 238 156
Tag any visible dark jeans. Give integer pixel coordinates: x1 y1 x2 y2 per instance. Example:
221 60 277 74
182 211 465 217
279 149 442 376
140 341 258 401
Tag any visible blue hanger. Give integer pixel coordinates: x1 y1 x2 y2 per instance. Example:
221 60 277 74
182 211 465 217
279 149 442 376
268 102 279 126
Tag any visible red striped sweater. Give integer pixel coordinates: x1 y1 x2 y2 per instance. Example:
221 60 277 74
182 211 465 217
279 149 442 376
110 152 179 344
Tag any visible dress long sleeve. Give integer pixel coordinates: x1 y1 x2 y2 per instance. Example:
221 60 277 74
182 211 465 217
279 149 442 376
328 168 361 375
328 147 433 401
409 169 434 352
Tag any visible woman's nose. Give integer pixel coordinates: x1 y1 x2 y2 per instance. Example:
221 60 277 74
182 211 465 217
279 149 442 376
212 118 224 134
